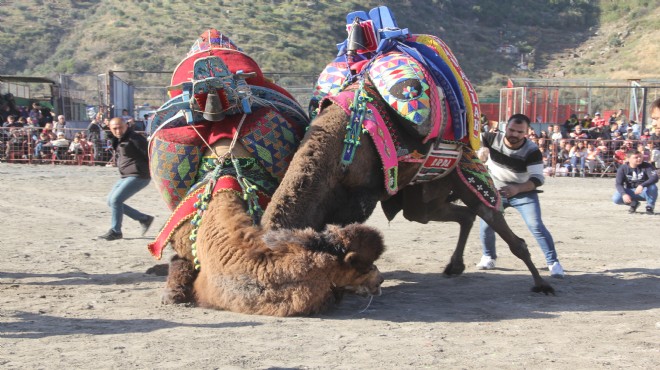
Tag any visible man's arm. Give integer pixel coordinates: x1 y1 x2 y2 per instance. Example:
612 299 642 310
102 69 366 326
641 165 659 187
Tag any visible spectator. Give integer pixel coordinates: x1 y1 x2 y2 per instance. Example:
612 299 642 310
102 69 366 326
42 123 57 141
612 149 658 214
563 113 579 135
630 120 641 139
550 124 563 143
585 142 604 174
527 127 538 139
637 143 651 162
39 104 53 126
651 125 660 149
34 132 51 159
51 132 70 147
477 113 564 277
614 108 628 126
558 142 573 172
592 112 606 129
569 125 588 141
121 109 132 122
54 115 68 139
569 140 587 176
68 134 83 161
87 114 103 161
639 128 651 144
3 115 18 128
539 130 549 140
649 141 660 169
29 102 41 126
613 142 630 166
580 113 592 128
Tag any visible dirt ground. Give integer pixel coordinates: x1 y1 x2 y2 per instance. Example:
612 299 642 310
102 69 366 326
0 163 658 369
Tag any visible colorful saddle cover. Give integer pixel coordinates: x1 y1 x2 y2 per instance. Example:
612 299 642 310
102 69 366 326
310 6 481 150
149 29 309 211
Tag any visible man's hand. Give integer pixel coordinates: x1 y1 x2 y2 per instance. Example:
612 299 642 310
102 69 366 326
634 185 644 195
622 193 632 204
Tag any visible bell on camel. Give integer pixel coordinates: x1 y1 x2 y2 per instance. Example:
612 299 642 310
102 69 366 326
347 17 366 55
203 90 225 121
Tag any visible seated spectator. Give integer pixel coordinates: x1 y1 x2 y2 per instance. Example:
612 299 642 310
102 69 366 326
34 132 51 159
551 124 564 143
624 126 636 140
42 123 57 140
639 128 651 144
527 127 537 139
537 137 549 151
592 112 606 129
68 133 83 157
52 132 69 146
563 114 579 135
612 149 658 214
5 128 28 159
580 113 592 128
558 142 573 172
610 131 624 151
637 143 651 162
569 125 589 141
650 142 660 169
569 140 587 175
539 130 549 139
614 142 630 165
585 142 605 174
649 125 660 147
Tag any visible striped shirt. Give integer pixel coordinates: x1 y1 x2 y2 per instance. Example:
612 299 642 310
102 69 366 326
482 132 545 189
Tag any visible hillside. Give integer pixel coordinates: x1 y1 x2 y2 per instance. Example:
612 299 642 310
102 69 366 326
1 0 659 100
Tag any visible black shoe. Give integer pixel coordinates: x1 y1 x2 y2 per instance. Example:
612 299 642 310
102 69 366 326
140 215 154 236
646 207 654 215
99 229 123 241
628 201 639 214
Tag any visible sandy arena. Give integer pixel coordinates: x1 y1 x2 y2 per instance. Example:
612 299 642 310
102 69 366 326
0 163 658 368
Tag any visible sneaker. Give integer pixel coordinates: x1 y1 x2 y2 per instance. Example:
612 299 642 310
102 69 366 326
628 201 639 214
99 229 123 241
646 207 654 215
140 215 154 236
548 261 565 278
476 255 496 270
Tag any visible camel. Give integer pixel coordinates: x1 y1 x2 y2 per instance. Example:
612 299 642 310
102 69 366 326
150 29 387 316
260 9 555 294
163 188 385 316
261 100 555 294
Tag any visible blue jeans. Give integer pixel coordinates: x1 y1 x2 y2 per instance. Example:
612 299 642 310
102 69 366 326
480 191 559 265
612 184 657 209
570 156 586 171
107 176 151 233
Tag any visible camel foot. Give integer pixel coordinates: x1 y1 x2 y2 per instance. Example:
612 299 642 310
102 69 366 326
443 261 465 276
162 255 197 305
531 283 555 295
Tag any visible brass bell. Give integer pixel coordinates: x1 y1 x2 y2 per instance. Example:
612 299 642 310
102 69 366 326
203 90 225 122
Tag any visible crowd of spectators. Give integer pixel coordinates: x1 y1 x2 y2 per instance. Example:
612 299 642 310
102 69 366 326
0 102 117 164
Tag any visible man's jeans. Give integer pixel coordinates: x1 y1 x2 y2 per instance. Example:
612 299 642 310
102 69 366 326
480 191 559 265
612 184 658 209
107 176 151 233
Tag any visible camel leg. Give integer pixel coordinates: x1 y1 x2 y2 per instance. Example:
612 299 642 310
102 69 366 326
162 255 198 304
425 202 475 276
477 203 554 295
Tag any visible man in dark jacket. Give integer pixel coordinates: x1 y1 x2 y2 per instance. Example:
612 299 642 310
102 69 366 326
98 117 154 241
612 149 658 215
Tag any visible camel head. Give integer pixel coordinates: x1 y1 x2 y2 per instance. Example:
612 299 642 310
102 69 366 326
321 223 386 297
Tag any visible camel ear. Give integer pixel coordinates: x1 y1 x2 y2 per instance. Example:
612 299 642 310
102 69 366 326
343 251 359 265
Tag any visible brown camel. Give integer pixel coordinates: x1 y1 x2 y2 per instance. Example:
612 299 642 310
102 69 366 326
160 139 386 316
261 102 555 294
163 184 385 316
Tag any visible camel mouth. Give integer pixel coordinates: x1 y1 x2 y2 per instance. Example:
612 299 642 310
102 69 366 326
342 267 384 297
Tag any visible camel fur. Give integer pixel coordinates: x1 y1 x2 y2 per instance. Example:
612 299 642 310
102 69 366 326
262 103 554 294
163 174 386 316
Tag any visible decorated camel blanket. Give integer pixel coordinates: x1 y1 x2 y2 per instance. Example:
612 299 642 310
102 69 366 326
309 6 499 210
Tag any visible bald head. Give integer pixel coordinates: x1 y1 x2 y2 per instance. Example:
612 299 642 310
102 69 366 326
109 117 128 138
